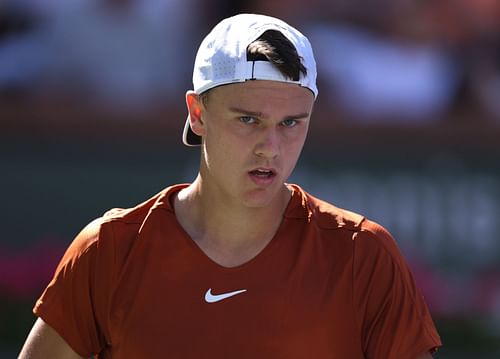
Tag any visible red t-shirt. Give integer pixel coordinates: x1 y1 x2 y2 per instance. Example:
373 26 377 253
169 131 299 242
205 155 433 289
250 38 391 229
34 184 441 358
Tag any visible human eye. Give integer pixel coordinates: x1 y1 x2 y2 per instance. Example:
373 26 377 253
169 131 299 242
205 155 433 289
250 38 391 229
281 119 297 128
239 116 257 124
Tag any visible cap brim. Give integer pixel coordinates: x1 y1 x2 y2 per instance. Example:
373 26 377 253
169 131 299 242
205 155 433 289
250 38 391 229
182 116 202 146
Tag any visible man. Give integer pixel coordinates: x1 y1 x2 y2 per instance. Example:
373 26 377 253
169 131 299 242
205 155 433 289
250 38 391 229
19 14 442 358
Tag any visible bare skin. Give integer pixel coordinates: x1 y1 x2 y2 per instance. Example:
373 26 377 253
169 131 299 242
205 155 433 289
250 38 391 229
18 317 434 359
18 80 437 358
18 318 83 359
176 81 314 267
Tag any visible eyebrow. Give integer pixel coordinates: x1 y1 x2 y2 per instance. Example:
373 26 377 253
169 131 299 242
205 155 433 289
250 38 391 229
229 107 310 120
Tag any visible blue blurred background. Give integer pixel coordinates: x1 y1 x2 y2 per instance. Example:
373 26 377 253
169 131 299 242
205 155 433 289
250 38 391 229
1 0 500 357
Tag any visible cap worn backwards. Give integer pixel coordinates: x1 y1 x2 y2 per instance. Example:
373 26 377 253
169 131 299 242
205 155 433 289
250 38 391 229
183 13 318 146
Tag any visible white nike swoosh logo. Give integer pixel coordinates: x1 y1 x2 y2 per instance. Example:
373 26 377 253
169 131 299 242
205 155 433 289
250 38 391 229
204 288 247 303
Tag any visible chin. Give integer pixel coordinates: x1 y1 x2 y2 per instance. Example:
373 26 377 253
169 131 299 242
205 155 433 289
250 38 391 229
242 186 286 208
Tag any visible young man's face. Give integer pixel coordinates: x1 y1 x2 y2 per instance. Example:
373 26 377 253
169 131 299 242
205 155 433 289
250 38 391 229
188 80 314 208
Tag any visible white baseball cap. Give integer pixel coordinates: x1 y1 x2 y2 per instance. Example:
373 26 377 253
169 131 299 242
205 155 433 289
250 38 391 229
183 13 318 146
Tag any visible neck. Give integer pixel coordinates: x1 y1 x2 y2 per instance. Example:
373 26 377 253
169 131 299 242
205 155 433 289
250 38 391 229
174 175 291 266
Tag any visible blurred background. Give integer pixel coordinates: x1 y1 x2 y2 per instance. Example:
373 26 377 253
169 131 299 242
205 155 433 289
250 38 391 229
1 0 500 357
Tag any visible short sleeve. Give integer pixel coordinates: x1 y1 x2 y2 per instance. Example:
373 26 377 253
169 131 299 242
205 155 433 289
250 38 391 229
353 221 442 359
33 218 113 357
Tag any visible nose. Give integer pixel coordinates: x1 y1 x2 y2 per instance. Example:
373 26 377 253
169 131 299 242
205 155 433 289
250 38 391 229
254 128 280 159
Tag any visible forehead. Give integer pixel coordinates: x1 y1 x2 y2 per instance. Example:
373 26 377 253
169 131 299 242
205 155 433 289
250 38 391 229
206 80 314 112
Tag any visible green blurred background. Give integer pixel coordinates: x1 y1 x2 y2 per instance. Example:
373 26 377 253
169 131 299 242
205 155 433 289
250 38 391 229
1 0 500 357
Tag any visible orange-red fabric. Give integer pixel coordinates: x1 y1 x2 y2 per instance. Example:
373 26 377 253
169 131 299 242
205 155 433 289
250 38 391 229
34 184 441 358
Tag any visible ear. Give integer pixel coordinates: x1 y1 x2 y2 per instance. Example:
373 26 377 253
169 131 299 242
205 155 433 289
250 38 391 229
185 91 205 137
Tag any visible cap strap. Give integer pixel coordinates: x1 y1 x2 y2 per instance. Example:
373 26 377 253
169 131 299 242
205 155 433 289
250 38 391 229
246 61 298 83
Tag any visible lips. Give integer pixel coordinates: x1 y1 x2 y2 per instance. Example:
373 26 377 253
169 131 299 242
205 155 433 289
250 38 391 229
248 167 277 186
249 168 275 178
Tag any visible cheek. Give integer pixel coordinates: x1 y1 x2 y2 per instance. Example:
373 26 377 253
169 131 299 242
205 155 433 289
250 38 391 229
204 135 244 173
281 133 307 170
282 127 308 153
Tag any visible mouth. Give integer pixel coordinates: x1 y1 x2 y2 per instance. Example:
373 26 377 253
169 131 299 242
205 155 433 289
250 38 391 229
248 168 276 179
248 168 278 186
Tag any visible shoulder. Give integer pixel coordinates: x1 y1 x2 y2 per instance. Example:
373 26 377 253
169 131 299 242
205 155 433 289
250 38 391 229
299 186 399 255
100 186 172 226
299 187 365 232
68 186 179 257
